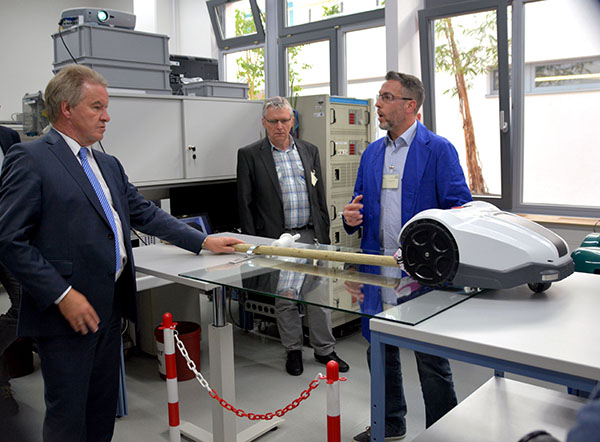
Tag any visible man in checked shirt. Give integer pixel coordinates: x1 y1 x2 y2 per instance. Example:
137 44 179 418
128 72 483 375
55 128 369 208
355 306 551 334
237 96 349 376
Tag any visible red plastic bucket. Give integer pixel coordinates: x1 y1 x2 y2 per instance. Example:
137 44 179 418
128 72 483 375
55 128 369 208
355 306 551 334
154 321 201 381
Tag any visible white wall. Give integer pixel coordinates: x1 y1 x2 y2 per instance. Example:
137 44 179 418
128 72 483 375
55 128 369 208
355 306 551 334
524 0 600 63
385 0 423 77
0 0 217 122
0 0 132 121
176 0 217 58
133 0 217 59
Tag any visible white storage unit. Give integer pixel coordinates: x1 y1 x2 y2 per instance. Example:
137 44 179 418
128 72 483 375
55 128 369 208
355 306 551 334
101 93 264 187
182 98 261 181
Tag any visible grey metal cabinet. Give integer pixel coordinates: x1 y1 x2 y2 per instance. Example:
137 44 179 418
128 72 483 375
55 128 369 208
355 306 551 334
102 95 185 185
294 95 375 326
101 93 263 187
294 95 375 248
182 98 263 181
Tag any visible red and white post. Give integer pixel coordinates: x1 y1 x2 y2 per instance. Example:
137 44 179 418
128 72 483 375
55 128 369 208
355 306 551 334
160 312 181 442
326 361 341 442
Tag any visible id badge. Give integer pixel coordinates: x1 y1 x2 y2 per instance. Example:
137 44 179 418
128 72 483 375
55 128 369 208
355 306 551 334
382 174 399 189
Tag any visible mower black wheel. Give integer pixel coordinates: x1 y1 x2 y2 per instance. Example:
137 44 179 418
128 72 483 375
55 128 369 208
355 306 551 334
528 282 552 293
400 219 459 286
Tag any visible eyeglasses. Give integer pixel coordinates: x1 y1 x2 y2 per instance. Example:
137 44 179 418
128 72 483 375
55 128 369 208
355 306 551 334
376 93 415 103
264 118 293 125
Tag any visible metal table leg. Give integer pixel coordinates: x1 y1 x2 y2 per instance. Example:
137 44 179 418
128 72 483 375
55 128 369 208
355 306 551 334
180 286 283 442
370 330 386 442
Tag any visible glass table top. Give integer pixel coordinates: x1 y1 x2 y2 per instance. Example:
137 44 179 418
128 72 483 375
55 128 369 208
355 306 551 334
180 245 482 326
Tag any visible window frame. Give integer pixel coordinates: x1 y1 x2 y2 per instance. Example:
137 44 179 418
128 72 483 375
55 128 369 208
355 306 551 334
511 0 600 218
278 29 337 97
418 0 512 210
208 1 384 100
421 0 600 218
338 20 387 98
529 56 600 94
489 55 600 96
278 4 384 36
207 0 266 49
276 4 384 98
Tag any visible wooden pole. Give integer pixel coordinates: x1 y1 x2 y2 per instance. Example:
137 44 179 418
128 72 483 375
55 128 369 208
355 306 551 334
252 257 399 288
233 243 398 268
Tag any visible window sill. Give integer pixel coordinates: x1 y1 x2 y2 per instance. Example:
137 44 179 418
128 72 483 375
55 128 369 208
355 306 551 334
518 214 599 228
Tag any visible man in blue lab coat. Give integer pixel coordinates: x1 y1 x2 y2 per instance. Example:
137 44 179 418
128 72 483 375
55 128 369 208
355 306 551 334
343 71 472 441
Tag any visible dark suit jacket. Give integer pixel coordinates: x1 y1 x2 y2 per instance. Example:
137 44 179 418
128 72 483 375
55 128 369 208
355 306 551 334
0 129 206 337
237 137 330 244
0 125 21 154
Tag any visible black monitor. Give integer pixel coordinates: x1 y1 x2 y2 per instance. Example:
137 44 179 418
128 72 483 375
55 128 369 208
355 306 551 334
169 55 219 95
169 180 239 233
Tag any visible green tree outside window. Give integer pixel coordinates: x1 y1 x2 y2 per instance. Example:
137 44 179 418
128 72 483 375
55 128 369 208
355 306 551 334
435 13 499 195
233 9 310 101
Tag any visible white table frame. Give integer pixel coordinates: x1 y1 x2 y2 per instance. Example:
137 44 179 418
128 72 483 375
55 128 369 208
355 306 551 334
369 272 600 442
134 238 282 442
411 377 587 442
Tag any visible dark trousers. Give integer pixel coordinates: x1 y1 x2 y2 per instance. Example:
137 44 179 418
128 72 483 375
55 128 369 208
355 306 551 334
35 306 122 442
0 263 21 385
367 344 458 433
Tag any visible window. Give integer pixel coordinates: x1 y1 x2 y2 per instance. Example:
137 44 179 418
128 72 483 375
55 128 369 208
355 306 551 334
532 57 600 92
277 2 384 98
345 26 385 99
219 0 255 39
208 0 266 97
207 0 265 48
224 48 265 99
345 25 385 138
521 0 600 209
429 9 508 197
209 1 384 105
489 57 600 95
287 40 330 98
286 0 384 27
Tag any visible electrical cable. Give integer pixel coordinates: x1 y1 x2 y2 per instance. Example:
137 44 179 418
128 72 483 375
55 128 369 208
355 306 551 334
227 289 242 329
58 19 106 157
57 19 78 65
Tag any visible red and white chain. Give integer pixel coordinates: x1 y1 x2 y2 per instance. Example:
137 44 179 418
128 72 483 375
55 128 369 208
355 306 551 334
174 330 211 392
174 331 325 420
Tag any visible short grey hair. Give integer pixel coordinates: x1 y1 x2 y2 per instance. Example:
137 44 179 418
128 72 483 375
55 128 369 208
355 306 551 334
262 96 293 118
385 71 425 114
45 65 107 123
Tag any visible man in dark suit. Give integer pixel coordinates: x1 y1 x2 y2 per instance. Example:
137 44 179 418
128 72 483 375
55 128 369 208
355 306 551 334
0 65 243 442
0 124 23 416
236 96 348 376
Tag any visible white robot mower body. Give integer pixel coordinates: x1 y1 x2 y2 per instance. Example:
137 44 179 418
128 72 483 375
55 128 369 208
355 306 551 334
397 201 574 291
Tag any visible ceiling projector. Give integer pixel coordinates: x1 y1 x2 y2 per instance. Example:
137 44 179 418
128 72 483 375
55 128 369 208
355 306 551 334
397 201 574 292
60 8 136 30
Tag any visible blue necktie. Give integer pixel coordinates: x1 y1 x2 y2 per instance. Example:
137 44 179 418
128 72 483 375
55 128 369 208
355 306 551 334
79 147 120 273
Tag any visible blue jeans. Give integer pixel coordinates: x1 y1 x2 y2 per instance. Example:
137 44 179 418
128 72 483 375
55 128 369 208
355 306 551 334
367 344 458 433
